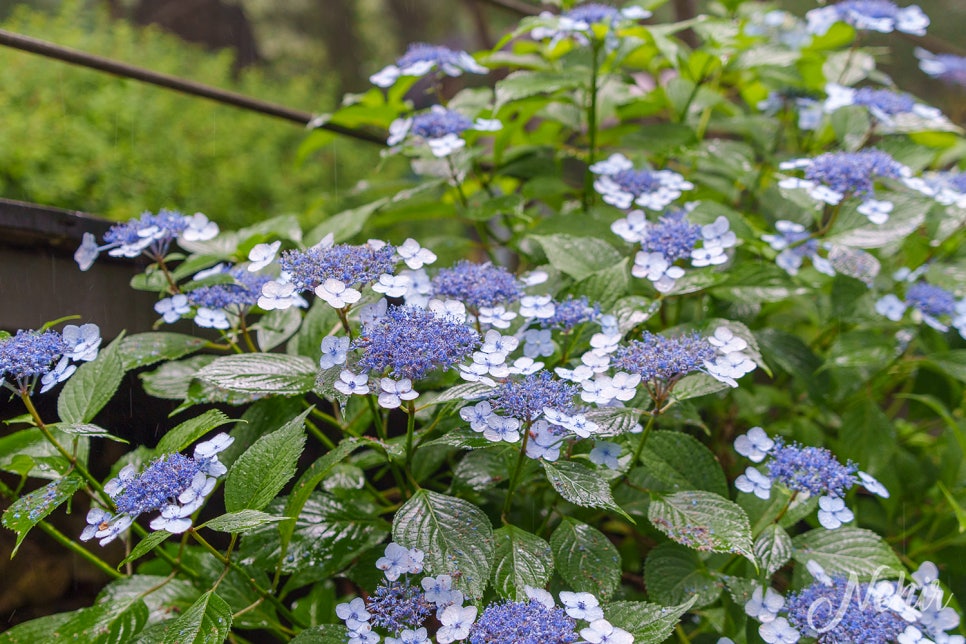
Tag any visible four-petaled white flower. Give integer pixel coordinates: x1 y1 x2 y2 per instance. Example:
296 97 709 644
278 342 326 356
316 278 362 309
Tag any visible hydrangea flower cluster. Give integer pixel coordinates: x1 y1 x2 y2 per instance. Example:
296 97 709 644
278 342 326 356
745 561 963 644
761 221 881 284
590 154 694 211
611 208 737 292
744 10 811 49
779 149 922 224
806 0 929 36
0 324 101 394
734 428 888 529
75 209 218 271
155 265 272 330
81 433 233 546
916 48 966 88
823 83 945 129
904 170 966 209
758 91 823 132
529 3 651 49
430 261 523 313
370 43 487 88
337 543 631 644
876 277 966 339
388 106 501 157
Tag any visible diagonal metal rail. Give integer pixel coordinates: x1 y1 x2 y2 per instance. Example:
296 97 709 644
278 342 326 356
0 28 386 145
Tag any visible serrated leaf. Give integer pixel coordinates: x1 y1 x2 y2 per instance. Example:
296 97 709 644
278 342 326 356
196 354 317 396
225 409 308 512
58 334 125 424
119 333 207 371
928 350 966 383
290 624 350 643
425 382 494 405
648 490 755 562
47 423 126 442
792 527 903 580
631 431 729 497
531 234 623 280
549 517 621 599
155 410 235 455
491 525 554 600
202 510 289 533
257 307 303 352
139 355 215 400
118 531 173 569
566 259 630 310
605 597 697 644
162 591 231 644
644 542 722 608
754 524 793 577
542 460 630 519
305 197 388 246
0 428 86 480
393 490 494 599
2 475 84 554
494 70 583 110
0 612 73 644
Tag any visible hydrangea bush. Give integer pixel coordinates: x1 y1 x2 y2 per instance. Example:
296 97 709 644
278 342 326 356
3 0 966 642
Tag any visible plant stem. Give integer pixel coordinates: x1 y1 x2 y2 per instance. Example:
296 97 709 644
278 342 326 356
502 423 532 523
404 400 416 472
630 412 658 466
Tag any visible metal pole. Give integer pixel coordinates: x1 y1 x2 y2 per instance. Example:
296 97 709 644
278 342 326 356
0 28 386 145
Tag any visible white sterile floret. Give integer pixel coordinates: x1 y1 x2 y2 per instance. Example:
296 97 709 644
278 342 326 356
806 559 834 586
611 210 649 243
745 587 785 623
555 364 595 384
876 294 907 321
520 270 549 286
429 299 467 322
461 401 495 433
817 495 854 529
589 441 622 470
470 351 510 378
396 238 437 270
335 370 370 396
195 307 230 330
182 212 219 242
155 294 190 323
858 198 894 224
559 591 604 621
372 273 411 298
691 246 728 268
632 251 685 292
610 372 641 401
62 323 102 361
336 597 371 632
759 617 800 644
590 332 622 354
708 327 748 354
483 415 521 443
523 329 555 358
478 305 517 329
177 471 217 514
581 350 611 373
358 298 388 325
436 605 477 644
913 561 940 587
319 336 350 369
897 625 930 644
376 543 414 581
316 278 362 309
705 352 756 387
194 432 234 459
519 295 555 319
735 426 774 462
378 378 418 409
247 241 281 272
507 357 543 375
526 422 565 462
701 216 737 248
736 466 772 500
858 471 890 498
347 623 379 644
149 502 194 533
259 280 303 311
40 357 76 393
481 330 519 355
524 586 555 609
581 619 634 644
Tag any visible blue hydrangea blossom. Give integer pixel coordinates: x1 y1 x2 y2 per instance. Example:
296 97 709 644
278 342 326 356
823 83 946 130
806 0 929 36
529 3 652 49
916 48 966 87
370 43 487 88
590 154 693 211
388 106 501 157
875 277 966 338
1 324 101 394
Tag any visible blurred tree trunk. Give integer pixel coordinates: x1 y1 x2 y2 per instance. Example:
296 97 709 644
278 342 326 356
315 0 366 94
132 0 261 73
385 0 436 49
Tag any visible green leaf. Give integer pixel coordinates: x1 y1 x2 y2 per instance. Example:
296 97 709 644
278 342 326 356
494 70 583 111
927 350 966 383
46 422 127 442
531 234 623 280
631 431 729 497
754 524 794 578
118 531 173 570
139 355 215 400
2 475 84 554
605 597 697 644
393 490 494 599
644 542 722 608
464 194 526 222
257 307 303 352
195 354 317 396
0 428 86 480
792 527 903 580
305 197 388 245
566 259 630 310
202 510 289 533
491 525 554 600
119 333 207 371
162 591 232 644
549 517 621 599
542 460 631 519
290 625 350 644
225 409 308 512
648 490 755 562
57 334 125 423
155 410 235 455
289 300 340 363
823 49 875 86
0 612 73 644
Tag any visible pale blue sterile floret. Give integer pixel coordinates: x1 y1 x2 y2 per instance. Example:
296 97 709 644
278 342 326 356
319 336 351 370
431 261 523 311
806 0 929 36
745 586 785 624
1 325 101 394
74 209 218 271
388 106 501 157
590 153 693 210
744 10 811 49
370 42 487 88
81 433 233 546
589 441 622 470
761 221 834 277
916 48 966 87
353 305 480 382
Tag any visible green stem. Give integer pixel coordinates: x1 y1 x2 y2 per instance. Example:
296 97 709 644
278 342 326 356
502 424 532 523
583 42 602 211
239 316 258 353
630 412 658 466
404 400 416 472
304 418 336 450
